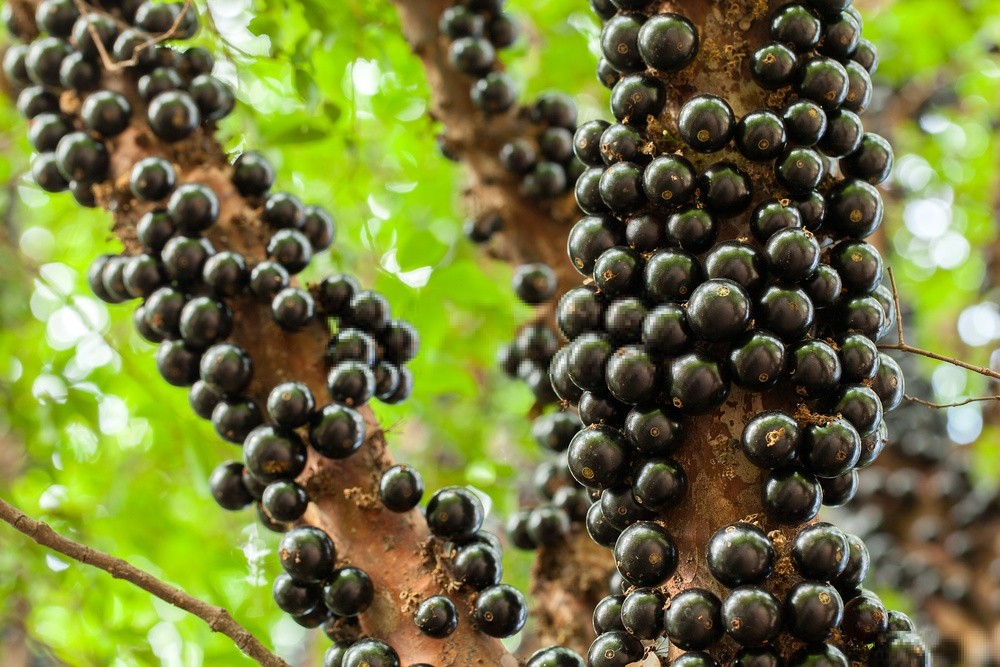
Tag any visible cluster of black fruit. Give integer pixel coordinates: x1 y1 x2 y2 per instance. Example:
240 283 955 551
830 349 1000 665
440 0 583 243
4 0 232 207
586 519 928 666
6 2 541 662
495 261 564 404
494 92 587 204
440 0 518 115
504 411 593 551
531 0 933 664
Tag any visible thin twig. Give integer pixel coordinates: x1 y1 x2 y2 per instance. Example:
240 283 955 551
887 266 905 346
904 394 1000 409
0 496 291 667
71 0 194 71
880 266 1000 380
879 342 1000 381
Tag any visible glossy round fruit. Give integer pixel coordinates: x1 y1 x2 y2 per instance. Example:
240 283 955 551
841 132 893 184
623 406 682 456
148 91 201 142
707 523 775 588
426 486 484 541
414 595 459 638
643 155 696 207
679 94 735 153
722 586 782 647
525 646 585 667
668 351 729 414
792 522 850 581
728 331 786 391
790 340 842 398
667 207 717 253
613 521 678 587
783 99 828 147
378 464 424 512
243 425 307 482
309 403 365 459
513 262 558 305
784 581 844 642
632 458 686 511
776 148 825 195
751 42 797 88
278 526 335 584
771 4 822 50
637 13 698 71
686 279 751 342
741 411 800 469
644 248 703 302
664 588 723 650
474 584 527 638
323 567 374 617
341 640 400 667
262 480 309 522
826 179 884 238
798 57 849 110
199 343 252 396
736 110 787 162
699 162 752 217
209 461 254 511
587 631 644 667
453 543 503 589
600 14 644 72
763 467 822 524
757 286 815 341
605 345 657 405
705 241 766 295
55 131 109 183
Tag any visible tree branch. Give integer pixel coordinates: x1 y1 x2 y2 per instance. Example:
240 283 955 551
388 0 611 653
0 496 289 667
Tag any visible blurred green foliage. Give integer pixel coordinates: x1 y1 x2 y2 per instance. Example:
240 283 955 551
0 0 998 665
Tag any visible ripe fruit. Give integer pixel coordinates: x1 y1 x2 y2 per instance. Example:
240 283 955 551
414 595 459 638
587 631 643 667
278 526 335 583
721 586 782 646
736 110 787 162
148 91 201 142
309 403 365 459
262 480 309 522
707 523 775 587
378 464 424 512
792 522 850 581
664 588 723 650
685 279 751 342
243 425 307 483
668 351 729 414
762 467 822 524
751 42 797 88
341 639 400 667
784 581 844 642
613 521 678 587
323 566 374 616
426 486 484 541
209 461 254 511
679 94 735 153
637 13 697 71
474 584 527 638
200 343 253 396
513 263 557 305
130 157 177 201
81 90 132 137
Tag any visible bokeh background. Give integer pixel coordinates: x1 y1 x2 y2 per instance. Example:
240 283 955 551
0 0 998 664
